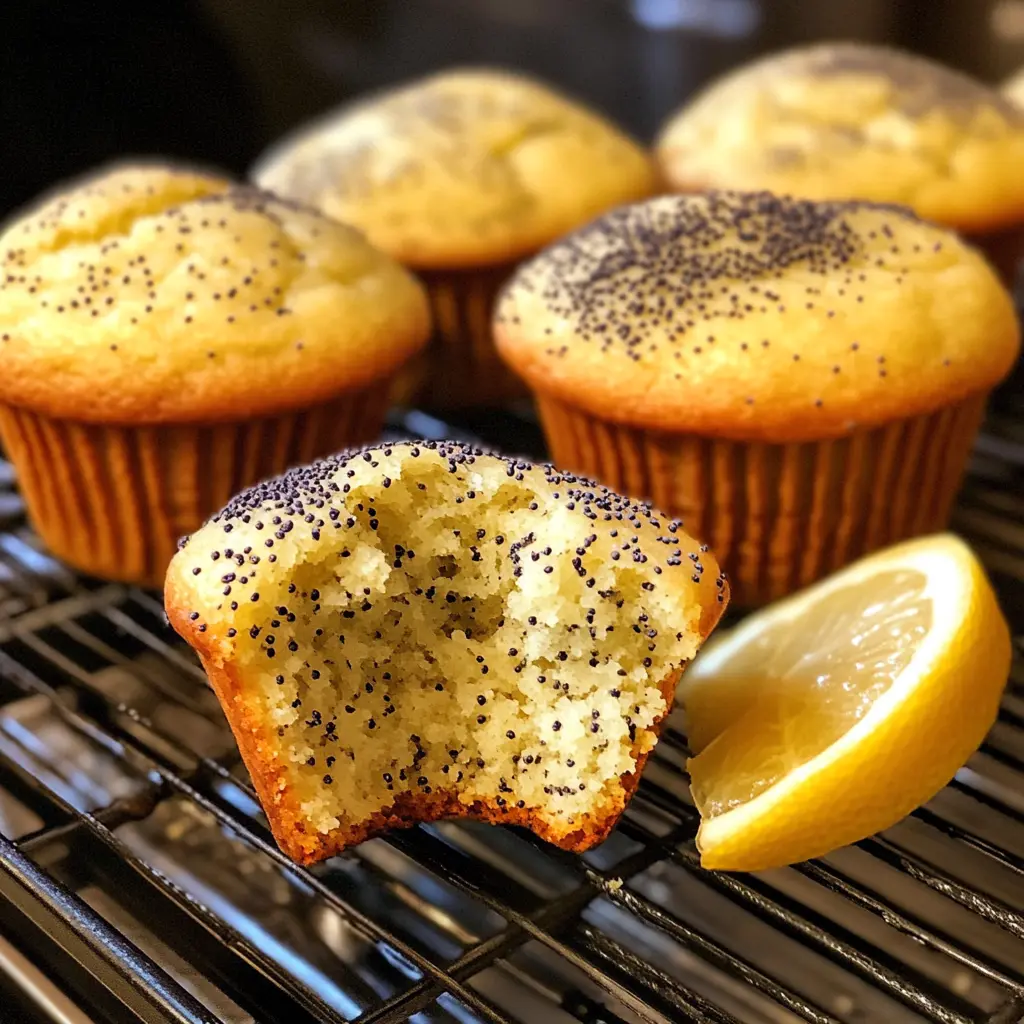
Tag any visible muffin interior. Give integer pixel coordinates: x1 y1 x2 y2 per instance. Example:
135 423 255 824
191 446 714 845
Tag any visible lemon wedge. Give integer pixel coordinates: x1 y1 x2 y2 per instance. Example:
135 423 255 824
680 534 1011 872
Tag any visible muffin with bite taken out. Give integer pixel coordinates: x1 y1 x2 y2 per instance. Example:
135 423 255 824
165 440 727 863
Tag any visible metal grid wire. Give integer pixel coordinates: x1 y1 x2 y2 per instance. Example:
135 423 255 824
0 406 1022 1024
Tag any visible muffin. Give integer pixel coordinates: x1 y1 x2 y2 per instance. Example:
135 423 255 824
656 43 1024 284
495 191 1019 606
1003 67 1024 109
0 163 430 588
251 68 656 408
165 441 727 864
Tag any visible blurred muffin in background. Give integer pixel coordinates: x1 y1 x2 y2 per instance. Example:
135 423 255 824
0 162 430 587
656 43 1024 285
495 191 1019 606
1003 66 1024 109
252 68 656 409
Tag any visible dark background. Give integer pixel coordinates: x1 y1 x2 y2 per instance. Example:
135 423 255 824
4 0 1024 219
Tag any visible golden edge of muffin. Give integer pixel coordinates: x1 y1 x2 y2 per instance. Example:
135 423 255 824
251 67 658 269
0 162 431 424
495 191 1020 443
656 42 1024 233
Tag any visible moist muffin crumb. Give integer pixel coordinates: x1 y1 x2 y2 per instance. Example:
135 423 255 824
165 440 726 863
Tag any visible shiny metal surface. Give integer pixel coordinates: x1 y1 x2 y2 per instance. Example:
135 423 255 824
0 405 1021 1023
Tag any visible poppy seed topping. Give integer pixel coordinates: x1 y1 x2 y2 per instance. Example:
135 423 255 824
165 440 727 864
495 191 1018 442
0 162 431 424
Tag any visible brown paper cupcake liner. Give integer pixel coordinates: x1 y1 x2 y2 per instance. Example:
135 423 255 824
414 264 530 409
537 393 987 607
0 383 389 589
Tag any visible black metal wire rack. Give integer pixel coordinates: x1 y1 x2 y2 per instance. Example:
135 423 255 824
0 404 1023 1024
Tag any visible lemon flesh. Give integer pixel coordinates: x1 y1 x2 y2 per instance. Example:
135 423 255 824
681 535 1010 872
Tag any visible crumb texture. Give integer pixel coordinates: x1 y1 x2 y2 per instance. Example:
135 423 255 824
495 191 1019 440
0 163 430 423
252 68 655 268
656 43 1024 231
166 441 725 862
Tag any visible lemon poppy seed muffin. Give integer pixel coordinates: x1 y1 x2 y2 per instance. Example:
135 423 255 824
495 191 1019 606
252 68 656 408
0 162 430 586
656 43 1024 283
165 441 727 863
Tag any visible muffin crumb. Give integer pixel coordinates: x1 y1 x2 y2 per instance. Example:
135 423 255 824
166 441 726 863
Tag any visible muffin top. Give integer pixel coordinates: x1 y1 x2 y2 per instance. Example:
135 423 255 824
251 68 656 269
495 191 1019 442
656 43 1024 232
0 163 430 424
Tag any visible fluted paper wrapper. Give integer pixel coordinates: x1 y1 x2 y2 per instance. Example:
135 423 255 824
537 394 987 607
0 384 388 589
403 264 528 409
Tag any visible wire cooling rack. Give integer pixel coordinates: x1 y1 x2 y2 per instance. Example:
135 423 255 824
0 405 1022 1023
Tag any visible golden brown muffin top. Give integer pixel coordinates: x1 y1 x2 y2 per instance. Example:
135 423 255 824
495 192 1019 442
657 43 1024 233
251 68 656 269
0 163 430 424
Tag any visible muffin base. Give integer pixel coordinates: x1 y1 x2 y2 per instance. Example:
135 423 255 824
0 385 388 589
416 264 530 409
537 394 987 607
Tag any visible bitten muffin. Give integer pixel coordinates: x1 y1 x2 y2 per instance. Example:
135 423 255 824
495 191 1019 606
0 162 430 587
656 43 1024 283
252 68 656 408
165 441 727 864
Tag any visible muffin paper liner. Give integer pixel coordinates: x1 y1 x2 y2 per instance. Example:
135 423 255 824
414 264 530 408
969 225 1024 409
537 393 987 606
0 383 388 589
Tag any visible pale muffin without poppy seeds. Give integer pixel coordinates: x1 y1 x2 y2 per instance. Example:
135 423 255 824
165 441 727 863
495 191 1019 606
656 43 1024 283
0 162 430 587
252 68 656 408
